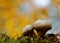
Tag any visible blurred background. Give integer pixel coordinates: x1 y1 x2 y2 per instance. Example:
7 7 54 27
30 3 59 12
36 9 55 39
0 0 60 39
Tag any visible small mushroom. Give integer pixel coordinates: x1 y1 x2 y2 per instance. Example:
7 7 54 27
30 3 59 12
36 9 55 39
32 19 52 37
22 25 34 37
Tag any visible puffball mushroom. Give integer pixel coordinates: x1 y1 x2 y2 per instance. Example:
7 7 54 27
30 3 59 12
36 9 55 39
22 25 34 37
32 19 52 37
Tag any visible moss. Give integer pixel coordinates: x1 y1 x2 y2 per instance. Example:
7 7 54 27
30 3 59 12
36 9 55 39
0 33 58 43
40 39 51 43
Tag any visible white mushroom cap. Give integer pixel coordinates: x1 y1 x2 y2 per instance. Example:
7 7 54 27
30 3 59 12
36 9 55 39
32 19 51 27
22 25 32 33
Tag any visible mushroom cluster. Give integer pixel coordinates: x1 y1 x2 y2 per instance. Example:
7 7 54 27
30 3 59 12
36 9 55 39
22 19 52 38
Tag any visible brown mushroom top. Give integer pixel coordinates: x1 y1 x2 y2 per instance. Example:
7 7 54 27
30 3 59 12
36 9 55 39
22 25 32 33
32 19 52 35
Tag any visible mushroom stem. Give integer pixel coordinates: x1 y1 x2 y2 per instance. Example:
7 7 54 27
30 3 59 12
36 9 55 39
34 29 38 37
